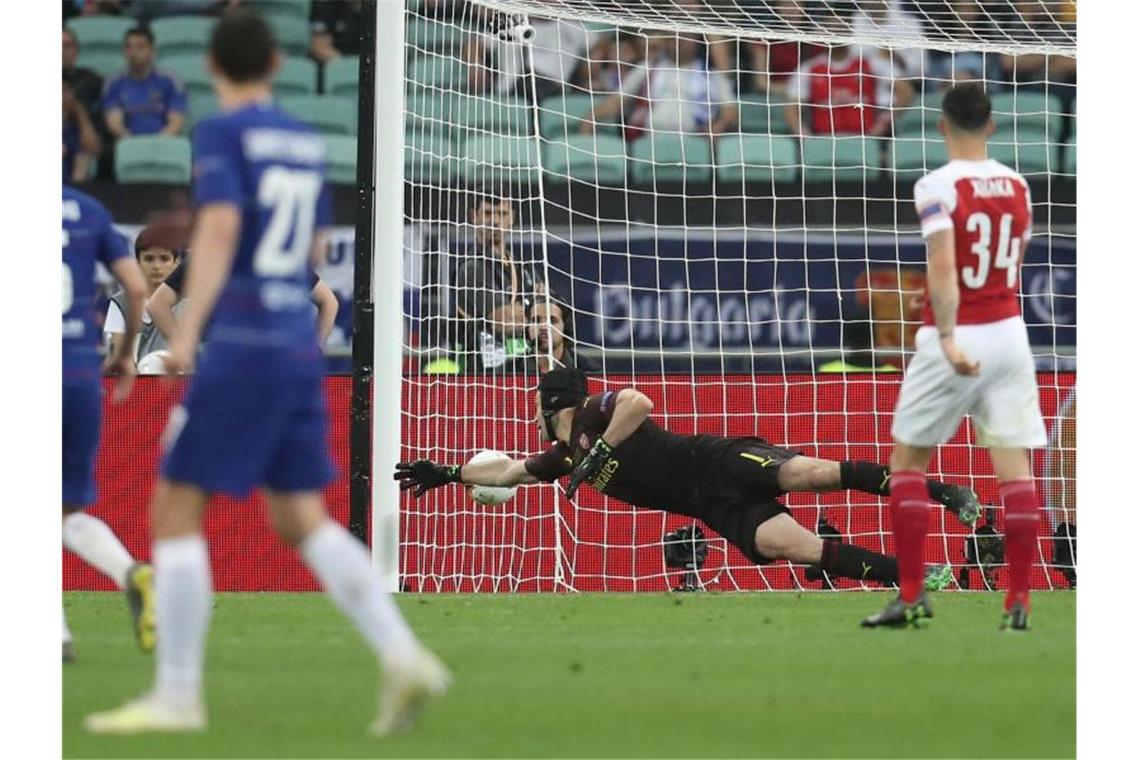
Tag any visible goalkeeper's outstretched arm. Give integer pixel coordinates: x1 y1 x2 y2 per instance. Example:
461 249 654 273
394 456 538 497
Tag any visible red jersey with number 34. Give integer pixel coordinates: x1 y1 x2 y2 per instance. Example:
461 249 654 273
913 159 1033 326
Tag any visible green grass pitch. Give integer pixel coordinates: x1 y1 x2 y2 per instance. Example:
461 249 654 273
63 591 1075 759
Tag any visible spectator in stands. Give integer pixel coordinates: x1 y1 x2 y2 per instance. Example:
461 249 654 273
926 1 993 86
453 194 541 373
63 27 104 120
575 31 644 95
102 27 187 141
464 17 596 101
63 78 102 184
310 0 363 62
525 296 599 375
585 33 738 139
749 0 824 95
1000 0 1077 91
851 0 927 80
784 6 914 137
104 220 184 370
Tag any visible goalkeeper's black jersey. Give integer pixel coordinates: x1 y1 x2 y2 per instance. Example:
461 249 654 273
525 391 740 516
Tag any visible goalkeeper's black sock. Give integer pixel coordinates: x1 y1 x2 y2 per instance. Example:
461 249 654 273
818 538 898 584
840 460 950 504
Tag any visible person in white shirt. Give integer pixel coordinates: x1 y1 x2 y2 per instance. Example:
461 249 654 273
851 0 928 79
103 221 182 371
585 33 738 137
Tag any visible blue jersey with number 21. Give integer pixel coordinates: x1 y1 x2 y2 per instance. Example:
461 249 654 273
192 100 331 367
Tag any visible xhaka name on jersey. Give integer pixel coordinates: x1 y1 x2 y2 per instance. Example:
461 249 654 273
968 177 1015 198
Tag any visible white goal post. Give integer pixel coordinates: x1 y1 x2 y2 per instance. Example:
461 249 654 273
376 0 1077 592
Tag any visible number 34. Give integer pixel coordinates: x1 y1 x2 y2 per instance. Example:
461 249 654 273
963 212 1022 290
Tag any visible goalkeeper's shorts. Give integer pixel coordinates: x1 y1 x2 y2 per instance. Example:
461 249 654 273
892 317 1047 448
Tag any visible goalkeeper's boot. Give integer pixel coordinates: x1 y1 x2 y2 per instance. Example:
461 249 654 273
938 484 982 528
1000 595 1031 632
861 593 933 628
125 563 157 654
370 647 450 736
85 692 206 734
923 564 954 592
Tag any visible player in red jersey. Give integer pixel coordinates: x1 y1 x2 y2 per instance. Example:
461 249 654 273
862 83 1046 631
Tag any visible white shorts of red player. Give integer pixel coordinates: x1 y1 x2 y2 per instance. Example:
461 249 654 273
891 316 1047 448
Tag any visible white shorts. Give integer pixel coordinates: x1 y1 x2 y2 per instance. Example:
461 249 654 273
891 317 1047 448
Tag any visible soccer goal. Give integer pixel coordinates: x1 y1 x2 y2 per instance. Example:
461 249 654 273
365 0 1076 592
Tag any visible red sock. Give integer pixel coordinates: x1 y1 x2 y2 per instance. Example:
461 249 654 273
890 470 930 604
1001 479 1039 610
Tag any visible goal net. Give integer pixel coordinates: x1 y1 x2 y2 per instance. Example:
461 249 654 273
394 0 1076 592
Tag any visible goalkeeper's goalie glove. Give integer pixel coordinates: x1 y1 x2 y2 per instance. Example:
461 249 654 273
565 438 614 499
394 460 462 497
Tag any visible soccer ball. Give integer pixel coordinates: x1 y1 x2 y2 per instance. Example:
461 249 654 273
466 449 518 506
136 350 172 375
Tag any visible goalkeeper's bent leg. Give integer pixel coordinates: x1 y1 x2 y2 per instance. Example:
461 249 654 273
818 538 899 583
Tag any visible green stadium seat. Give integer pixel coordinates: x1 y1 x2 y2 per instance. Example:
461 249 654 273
267 15 310 57
988 139 1054 176
115 135 192 183
324 56 359 97
160 55 212 97
538 92 621 140
325 135 358 185
715 134 798 184
151 16 215 57
886 138 950 183
274 56 318 96
893 91 944 139
1061 141 1076 177
76 51 124 79
405 90 456 139
989 91 1064 142
408 55 466 89
67 16 134 55
800 136 882 183
247 0 312 23
543 135 627 186
629 133 713 184
187 91 219 130
454 95 532 136
406 16 469 54
279 94 357 135
460 135 540 186
738 94 793 135
405 132 456 184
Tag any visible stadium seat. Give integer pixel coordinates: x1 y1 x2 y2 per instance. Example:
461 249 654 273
543 134 627 185
187 91 219 130
886 137 950 183
989 91 1064 141
454 95 532 136
893 90 944 139
267 15 310 57
538 93 621 140
460 135 540 186
406 16 469 54
151 16 215 57
408 55 467 89
279 94 357 135
114 135 192 183
800 136 882 183
76 51 124 78
988 139 1054 176
738 94 793 135
406 131 457 184
1061 140 1076 177
159 55 213 97
67 16 134 55
406 90 456 140
273 56 318 96
324 56 359 97
246 0 312 23
324 135 358 185
629 133 714 184
714 134 798 184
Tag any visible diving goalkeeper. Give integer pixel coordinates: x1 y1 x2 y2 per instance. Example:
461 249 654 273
396 369 979 586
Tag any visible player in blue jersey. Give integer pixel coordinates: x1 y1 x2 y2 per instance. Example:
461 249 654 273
86 11 447 735
62 185 154 662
